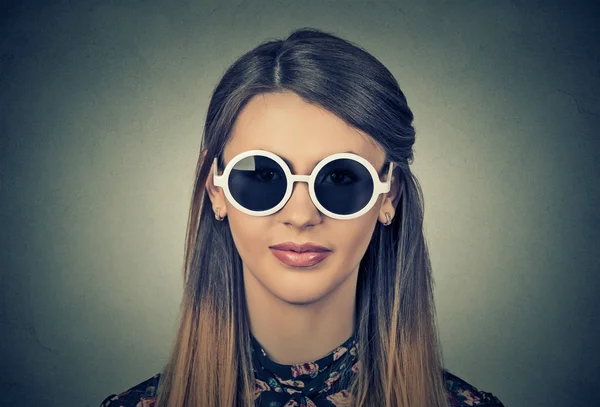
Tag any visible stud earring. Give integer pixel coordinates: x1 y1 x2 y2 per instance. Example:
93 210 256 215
383 212 392 226
214 207 225 221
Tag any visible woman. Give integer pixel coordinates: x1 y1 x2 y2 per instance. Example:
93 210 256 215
100 28 505 407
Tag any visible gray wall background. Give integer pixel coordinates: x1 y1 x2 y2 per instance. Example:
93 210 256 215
1 1 599 406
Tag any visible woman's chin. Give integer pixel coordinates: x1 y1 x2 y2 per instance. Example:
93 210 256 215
269 284 331 306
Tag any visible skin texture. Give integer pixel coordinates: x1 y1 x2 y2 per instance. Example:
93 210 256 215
206 91 402 365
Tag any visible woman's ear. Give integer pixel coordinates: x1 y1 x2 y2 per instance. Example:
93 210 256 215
204 157 216 199
390 168 404 209
379 167 403 222
204 153 227 217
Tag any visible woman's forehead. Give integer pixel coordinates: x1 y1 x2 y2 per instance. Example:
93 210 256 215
223 92 385 170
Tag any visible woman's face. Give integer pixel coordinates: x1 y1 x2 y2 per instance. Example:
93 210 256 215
207 91 398 306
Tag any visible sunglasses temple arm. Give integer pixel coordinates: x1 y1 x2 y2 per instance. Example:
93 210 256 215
212 157 223 187
383 162 394 192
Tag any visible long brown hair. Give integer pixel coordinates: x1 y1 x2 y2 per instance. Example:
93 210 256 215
155 27 450 407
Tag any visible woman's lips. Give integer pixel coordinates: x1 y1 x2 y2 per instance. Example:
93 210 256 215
269 248 331 267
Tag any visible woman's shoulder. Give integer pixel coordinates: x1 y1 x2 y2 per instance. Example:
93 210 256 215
443 369 505 407
99 373 161 407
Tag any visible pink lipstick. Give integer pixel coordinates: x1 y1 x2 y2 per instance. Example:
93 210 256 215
270 249 331 267
269 241 332 268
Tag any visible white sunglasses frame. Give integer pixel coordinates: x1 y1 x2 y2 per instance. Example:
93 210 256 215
213 149 394 220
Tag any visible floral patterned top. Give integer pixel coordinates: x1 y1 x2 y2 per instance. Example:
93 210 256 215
99 333 505 407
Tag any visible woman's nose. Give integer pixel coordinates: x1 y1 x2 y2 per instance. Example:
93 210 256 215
275 181 323 228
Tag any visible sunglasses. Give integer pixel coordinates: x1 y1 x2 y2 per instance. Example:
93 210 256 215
213 149 394 220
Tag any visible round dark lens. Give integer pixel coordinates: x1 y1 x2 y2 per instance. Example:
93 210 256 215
315 159 373 215
228 155 287 211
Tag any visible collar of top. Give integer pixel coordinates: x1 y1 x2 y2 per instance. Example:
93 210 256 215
250 332 360 405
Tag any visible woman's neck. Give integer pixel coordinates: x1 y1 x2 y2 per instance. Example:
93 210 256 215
244 264 359 365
